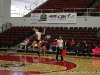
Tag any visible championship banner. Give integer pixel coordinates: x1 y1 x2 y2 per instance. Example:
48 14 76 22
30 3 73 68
30 13 77 23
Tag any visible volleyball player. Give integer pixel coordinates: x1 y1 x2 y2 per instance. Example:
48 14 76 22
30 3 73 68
41 39 47 55
32 27 45 56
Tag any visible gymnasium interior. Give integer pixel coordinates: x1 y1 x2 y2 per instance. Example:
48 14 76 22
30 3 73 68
0 0 100 75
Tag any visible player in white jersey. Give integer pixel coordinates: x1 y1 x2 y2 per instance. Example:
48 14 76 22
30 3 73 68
32 27 45 56
56 35 64 61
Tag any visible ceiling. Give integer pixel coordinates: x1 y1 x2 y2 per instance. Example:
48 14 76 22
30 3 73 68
11 0 38 7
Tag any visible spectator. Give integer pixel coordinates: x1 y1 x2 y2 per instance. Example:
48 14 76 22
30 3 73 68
19 37 29 50
45 33 51 40
49 40 57 52
92 42 99 55
69 39 76 52
97 30 100 38
81 40 90 56
64 39 69 50
75 40 83 56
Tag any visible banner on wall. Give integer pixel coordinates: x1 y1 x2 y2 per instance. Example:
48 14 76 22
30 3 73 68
30 13 77 24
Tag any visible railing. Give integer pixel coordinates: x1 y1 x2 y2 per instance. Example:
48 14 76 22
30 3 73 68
23 0 47 16
30 8 100 16
11 0 100 17
11 6 100 17
11 0 48 17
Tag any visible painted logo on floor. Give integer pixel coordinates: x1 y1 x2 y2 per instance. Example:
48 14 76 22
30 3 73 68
0 55 77 75
0 63 30 68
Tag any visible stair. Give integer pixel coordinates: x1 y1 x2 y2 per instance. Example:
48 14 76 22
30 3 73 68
83 0 100 16
23 0 48 17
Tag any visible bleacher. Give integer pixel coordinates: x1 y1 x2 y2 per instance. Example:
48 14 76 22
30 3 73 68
92 3 100 12
31 0 94 16
0 0 100 56
91 3 100 16
0 26 100 50
0 26 33 48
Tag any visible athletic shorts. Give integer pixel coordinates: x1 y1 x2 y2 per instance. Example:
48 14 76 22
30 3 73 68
41 43 45 47
34 39 40 43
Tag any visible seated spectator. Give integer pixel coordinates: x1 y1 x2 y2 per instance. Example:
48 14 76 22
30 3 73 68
45 33 51 41
92 43 100 55
75 40 83 56
64 39 69 50
81 40 90 56
97 30 100 38
69 39 76 52
19 37 29 50
92 43 98 49
49 39 57 52
88 42 98 52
